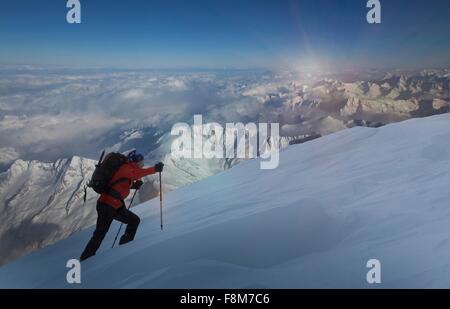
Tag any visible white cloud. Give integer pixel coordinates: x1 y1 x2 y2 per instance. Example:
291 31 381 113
0 147 19 166
0 114 127 160
122 88 146 100
165 77 187 91
1 68 446 164
0 71 205 161
0 69 344 163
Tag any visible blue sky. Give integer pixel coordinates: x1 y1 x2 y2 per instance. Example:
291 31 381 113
0 0 449 69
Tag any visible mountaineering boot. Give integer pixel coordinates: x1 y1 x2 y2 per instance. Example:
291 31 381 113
119 233 134 245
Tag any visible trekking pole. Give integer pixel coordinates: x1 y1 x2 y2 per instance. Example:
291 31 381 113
112 189 138 248
159 172 163 230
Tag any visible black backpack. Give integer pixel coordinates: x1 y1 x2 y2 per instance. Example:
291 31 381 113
87 151 127 195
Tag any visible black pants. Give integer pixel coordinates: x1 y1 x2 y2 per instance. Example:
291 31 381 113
80 202 140 261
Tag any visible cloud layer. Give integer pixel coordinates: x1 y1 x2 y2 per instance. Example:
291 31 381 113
1 68 448 165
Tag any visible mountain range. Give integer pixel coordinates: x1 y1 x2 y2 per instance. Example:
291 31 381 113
0 69 448 266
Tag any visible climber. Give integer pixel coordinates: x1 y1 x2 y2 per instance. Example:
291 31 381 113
80 150 164 261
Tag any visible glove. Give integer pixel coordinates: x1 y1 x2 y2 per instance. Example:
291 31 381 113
131 180 143 190
154 162 164 173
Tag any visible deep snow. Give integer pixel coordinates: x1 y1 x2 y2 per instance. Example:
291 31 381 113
2 114 450 288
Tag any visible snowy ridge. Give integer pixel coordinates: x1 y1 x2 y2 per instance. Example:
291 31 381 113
0 156 98 265
2 114 450 287
340 73 449 122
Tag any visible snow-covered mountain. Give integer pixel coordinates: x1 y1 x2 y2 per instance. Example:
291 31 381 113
0 157 97 265
0 125 309 266
0 70 448 267
237 70 449 137
2 113 450 288
340 73 450 122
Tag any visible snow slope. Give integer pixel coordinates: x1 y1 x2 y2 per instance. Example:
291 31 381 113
2 113 450 288
0 129 303 266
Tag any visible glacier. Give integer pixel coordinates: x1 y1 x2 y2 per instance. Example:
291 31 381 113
1 113 450 288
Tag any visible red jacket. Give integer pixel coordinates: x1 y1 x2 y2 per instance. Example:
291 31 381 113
98 162 156 209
